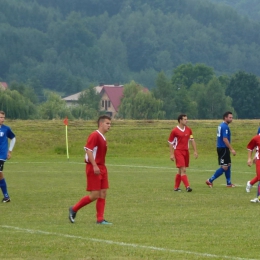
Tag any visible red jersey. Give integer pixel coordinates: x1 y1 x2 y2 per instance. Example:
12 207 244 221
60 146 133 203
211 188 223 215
168 126 194 150
84 130 107 165
247 135 260 160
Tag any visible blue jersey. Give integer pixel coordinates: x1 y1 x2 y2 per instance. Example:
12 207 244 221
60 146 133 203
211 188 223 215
258 127 260 135
216 122 231 148
0 125 15 161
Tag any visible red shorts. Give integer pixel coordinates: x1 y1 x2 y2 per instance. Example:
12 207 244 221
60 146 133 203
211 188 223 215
174 150 189 168
86 164 109 191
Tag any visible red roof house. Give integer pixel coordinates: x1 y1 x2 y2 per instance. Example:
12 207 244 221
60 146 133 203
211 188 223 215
0 82 8 90
99 86 124 118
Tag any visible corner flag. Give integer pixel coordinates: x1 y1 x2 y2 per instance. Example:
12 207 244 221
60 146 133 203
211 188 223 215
63 117 69 160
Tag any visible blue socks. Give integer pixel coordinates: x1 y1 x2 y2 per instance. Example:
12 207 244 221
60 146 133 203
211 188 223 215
0 178 9 198
209 167 223 183
224 165 231 185
209 166 232 184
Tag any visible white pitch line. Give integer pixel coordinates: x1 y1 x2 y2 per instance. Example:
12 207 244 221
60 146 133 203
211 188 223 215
0 225 258 260
8 161 255 175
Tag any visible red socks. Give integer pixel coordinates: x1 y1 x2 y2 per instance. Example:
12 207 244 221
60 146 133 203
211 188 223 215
72 195 92 212
96 198 106 222
250 176 259 186
181 174 190 188
174 173 181 189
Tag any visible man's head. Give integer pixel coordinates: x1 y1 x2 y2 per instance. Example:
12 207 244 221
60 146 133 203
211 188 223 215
0 111 5 125
97 115 111 134
223 111 233 124
177 114 187 125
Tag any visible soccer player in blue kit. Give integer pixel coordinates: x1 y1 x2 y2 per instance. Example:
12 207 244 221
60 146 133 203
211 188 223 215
206 111 236 188
0 111 16 202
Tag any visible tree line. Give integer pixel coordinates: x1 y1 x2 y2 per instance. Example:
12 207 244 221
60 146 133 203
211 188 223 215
1 64 260 120
1 0 260 96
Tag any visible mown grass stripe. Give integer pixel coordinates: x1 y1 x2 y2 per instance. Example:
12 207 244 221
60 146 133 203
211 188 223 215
0 225 257 260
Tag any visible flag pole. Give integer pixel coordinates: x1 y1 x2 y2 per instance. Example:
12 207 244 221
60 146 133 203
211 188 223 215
63 117 69 161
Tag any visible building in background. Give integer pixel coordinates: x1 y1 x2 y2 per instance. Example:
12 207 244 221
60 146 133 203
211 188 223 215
62 84 124 118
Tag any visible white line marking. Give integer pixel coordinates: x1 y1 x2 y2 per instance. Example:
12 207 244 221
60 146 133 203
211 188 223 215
8 161 255 174
0 225 258 260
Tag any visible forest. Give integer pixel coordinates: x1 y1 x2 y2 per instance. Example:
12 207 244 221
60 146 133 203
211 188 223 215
0 0 260 119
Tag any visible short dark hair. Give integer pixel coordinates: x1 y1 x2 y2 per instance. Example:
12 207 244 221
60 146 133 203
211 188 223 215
97 115 111 126
223 111 232 120
177 114 187 123
0 111 5 115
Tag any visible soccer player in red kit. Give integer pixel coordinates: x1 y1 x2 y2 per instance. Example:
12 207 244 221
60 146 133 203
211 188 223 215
69 115 112 224
168 114 198 192
246 134 260 202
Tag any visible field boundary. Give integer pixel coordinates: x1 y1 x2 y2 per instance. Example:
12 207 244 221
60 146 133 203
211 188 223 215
0 225 257 260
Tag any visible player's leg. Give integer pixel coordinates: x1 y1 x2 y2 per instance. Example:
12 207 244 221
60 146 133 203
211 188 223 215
96 166 111 224
173 150 182 191
0 161 10 203
247 159 260 192
250 161 260 202
250 182 260 202
69 164 99 223
224 150 234 187
206 148 225 187
182 151 192 192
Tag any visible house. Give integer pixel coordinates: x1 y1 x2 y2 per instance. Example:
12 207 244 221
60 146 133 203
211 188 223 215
0 82 8 90
99 86 124 118
62 84 124 118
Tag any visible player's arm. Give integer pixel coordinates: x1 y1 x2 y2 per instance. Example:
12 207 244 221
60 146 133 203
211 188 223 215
247 149 253 167
223 137 236 156
86 149 100 174
190 138 198 159
169 142 175 161
7 137 16 160
247 138 256 166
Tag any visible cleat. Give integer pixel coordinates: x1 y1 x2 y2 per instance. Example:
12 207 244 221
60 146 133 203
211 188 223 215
69 207 77 223
174 188 181 192
186 187 192 192
96 220 112 225
250 198 260 203
2 197 10 203
246 181 252 193
227 184 235 187
206 180 213 188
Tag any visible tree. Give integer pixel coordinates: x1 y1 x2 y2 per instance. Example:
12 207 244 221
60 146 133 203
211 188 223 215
172 63 214 89
0 89 37 119
153 72 176 119
38 92 72 119
197 78 234 119
118 81 164 119
226 71 260 119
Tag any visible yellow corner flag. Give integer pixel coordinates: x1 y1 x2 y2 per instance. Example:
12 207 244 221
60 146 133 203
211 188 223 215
63 117 69 160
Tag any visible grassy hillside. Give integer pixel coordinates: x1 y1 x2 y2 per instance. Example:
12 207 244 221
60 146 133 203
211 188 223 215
8 119 258 160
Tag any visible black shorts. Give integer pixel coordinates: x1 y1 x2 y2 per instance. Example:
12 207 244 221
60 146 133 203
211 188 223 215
217 147 231 166
0 160 5 172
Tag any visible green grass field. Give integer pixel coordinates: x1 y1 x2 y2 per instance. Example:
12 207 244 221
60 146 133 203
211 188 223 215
0 119 260 260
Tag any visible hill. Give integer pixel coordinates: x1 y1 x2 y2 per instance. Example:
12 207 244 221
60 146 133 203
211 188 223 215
0 0 260 93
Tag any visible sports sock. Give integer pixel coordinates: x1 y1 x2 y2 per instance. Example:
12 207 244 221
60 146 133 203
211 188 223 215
96 198 106 222
174 173 181 189
250 176 258 186
209 168 223 183
181 174 190 188
0 178 9 198
73 195 92 212
224 165 231 185
257 182 260 198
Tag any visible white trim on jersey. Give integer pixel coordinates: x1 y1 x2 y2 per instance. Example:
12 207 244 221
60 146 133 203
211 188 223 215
84 146 98 163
